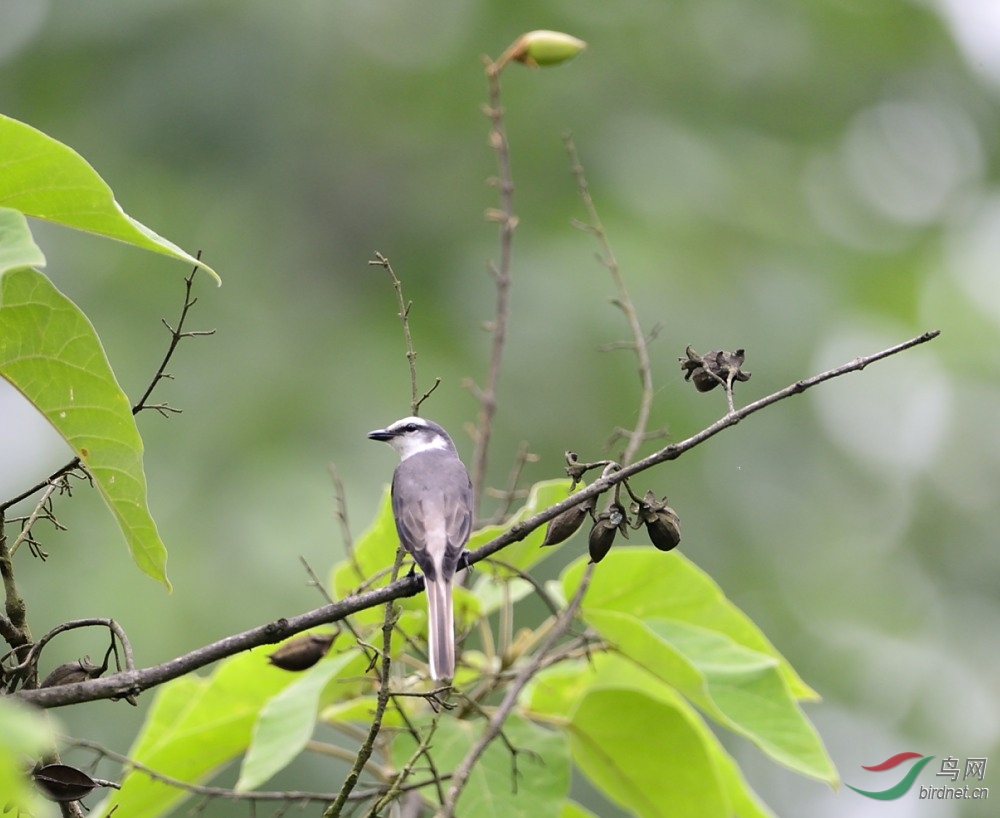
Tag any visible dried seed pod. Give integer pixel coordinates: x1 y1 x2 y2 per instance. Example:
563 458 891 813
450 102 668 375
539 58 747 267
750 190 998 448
632 490 681 551
542 496 595 547
588 504 627 564
268 633 336 672
679 346 750 392
40 657 104 688
33 764 98 803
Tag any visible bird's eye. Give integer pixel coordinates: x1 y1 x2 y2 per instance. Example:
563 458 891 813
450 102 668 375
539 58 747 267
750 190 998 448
404 423 418 433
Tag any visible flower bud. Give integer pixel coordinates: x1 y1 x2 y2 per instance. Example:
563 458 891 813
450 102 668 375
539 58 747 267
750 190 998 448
508 30 587 68
268 633 336 672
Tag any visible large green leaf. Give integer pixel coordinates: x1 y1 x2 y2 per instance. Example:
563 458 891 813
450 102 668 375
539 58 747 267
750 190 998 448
0 263 169 586
585 609 836 784
391 714 570 817
562 548 817 699
236 645 363 791
0 114 217 281
567 684 729 818
95 650 294 818
524 655 781 818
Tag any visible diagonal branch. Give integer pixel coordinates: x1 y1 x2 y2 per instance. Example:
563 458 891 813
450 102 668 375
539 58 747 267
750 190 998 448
12 331 939 711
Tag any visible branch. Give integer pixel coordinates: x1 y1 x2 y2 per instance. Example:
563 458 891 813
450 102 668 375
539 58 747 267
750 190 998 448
12 330 939 710
469 57 518 519
323 547 405 816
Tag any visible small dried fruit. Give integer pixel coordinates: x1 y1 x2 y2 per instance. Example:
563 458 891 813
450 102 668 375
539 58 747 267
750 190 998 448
679 346 750 392
33 764 98 803
588 504 628 564
40 657 104 688
268 633 336 672
632 490 681 551
542 496 595 546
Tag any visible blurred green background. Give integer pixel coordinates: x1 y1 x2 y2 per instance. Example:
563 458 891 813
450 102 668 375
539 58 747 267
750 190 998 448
1 1 998 815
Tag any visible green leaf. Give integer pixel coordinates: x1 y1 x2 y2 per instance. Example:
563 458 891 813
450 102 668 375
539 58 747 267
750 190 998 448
584 610 836 785
237 648 362 790
0 208 45 274
95 650 294 818
0 266 169 586
0 114 218 282
0 698 56 818
391 715 570 816
567 684 730 818
525 656 781 818
562 548 817 699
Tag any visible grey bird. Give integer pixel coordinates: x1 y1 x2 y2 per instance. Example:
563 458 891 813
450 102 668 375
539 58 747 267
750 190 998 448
368 416 473 680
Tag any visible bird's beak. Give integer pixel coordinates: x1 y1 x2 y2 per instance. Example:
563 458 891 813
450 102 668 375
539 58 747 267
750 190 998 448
367 428 393 442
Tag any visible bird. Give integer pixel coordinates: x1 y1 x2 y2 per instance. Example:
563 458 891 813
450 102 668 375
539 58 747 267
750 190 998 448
368 416 473 680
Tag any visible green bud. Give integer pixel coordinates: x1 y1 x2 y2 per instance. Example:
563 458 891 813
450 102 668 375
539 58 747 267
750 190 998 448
510 30 586 68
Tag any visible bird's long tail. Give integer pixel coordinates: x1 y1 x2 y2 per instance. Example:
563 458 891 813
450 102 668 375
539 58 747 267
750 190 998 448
424 577 455 681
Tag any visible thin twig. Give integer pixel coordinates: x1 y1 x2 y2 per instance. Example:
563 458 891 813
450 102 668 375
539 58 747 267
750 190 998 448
565 135 653 468
484 442 538 525
132 261 216 416
469 58 518 519
370 252 437 416
64 737 340 805
323 546 406 817
8 477 65 557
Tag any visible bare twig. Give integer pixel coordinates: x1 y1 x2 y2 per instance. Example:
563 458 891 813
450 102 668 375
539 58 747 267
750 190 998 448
566 135 654 467
468 58 518 519
8 477 66 558
323 546 406 817
370 252 439 415
484 441 538 525
64 737 340 806
132 261 216 416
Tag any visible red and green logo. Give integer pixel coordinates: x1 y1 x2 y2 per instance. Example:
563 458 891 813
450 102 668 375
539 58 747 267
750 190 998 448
846 752 935 800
